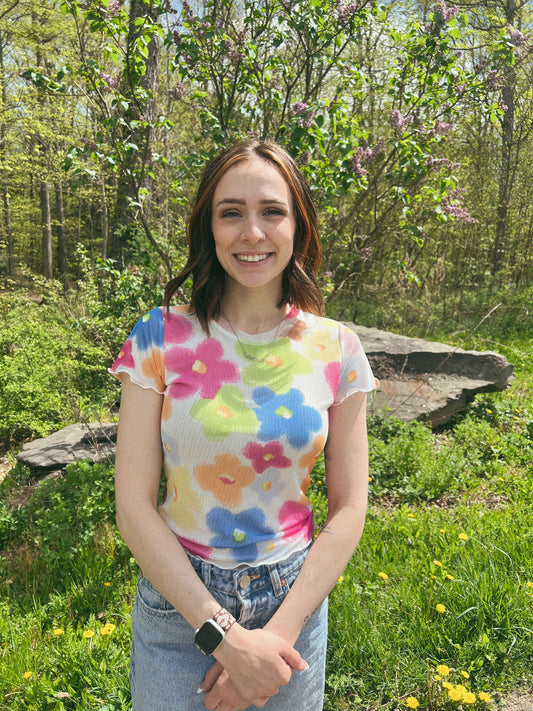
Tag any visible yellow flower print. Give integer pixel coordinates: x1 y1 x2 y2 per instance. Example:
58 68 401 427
162 466 202 531
301 329 340 363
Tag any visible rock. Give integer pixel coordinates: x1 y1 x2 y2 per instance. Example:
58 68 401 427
349 324 514 427
16 422 117 473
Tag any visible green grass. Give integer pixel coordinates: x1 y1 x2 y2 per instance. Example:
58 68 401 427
1 345 532 710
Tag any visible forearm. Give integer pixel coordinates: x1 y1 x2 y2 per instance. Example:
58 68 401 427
265 499 367 644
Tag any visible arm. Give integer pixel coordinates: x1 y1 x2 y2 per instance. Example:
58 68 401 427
265 390 369 644
115 376 305 709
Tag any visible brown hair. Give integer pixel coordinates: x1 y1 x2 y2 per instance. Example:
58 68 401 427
163 141 324 332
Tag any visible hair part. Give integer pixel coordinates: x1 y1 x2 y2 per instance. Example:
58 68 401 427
164 141 324 332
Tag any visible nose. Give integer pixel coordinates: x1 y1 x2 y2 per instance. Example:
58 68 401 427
241 216 265 243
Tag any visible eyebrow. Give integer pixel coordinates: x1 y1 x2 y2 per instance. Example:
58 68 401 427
214 197 288 208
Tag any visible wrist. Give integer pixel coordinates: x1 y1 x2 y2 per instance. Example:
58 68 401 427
194 607 236 655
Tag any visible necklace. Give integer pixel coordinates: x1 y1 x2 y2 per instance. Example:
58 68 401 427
222 312 286 362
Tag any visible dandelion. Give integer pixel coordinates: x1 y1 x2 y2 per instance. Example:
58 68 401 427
101 623 116 636
439 528 446 533
434 674 442 681
526 581 533 589
442 681 453 690
460 671 470 679
445 574 455 581
407 513 415 518
433 560 443 567
455 684 468 696
478 692 492 703
436 603 446 613
83 630 95 639
104 582 111 587
463 691 477 704
486 409 492 414
448 688 462 702
436 664 451 676
458 532 469 541
405 697 419 709
23 671 33 680
338 575 345 583
53 628 64 636
378 572 388 580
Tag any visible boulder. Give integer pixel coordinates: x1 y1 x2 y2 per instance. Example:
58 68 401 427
17 422 117 473
350 324 514 427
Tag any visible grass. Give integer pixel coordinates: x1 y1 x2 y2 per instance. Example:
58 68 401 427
1 338 532 710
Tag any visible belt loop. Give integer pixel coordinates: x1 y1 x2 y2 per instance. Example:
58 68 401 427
269 564 284 597
201 560 211 587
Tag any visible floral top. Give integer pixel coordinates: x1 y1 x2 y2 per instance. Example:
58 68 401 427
110 305 377 568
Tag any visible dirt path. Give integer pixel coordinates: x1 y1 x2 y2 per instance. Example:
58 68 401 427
499 690 533 710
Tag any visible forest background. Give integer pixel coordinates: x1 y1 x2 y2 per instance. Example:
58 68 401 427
0 0 532 710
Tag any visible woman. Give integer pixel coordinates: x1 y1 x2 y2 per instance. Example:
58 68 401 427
111 141 377 711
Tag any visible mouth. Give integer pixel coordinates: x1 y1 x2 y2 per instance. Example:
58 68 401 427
234 253 271 263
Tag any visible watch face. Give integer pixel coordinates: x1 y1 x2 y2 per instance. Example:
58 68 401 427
195 620 224 655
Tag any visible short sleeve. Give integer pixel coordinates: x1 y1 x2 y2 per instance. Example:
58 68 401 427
109 308 165 393
333 324 379 405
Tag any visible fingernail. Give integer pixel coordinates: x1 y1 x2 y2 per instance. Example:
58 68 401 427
303 661 310 671
197 687 204 694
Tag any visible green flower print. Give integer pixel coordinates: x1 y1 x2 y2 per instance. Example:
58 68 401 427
190 385 259 441
240 337 312 394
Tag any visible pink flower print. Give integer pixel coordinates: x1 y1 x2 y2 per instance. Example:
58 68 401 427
167 339 239 400
325 361 340 397
163 309 193 345
113 338 134 369
177 535 212 559
243 441 291 474
278 501 314 542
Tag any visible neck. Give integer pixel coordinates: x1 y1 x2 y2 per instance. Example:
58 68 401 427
220 293 289 335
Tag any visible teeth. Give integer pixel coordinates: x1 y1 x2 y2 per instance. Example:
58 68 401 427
236 253 269 262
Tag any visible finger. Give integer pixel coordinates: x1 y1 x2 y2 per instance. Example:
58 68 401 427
280 643 308 672
200 660 224 693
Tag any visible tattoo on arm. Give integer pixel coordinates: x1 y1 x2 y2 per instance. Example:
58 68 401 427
320 524 335 536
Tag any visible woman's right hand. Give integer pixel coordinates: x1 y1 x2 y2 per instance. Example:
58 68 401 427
203 625 307 708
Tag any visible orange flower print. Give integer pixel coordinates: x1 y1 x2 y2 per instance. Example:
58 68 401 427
299 435 326 495
195 455 256 507
141 348 165 392
286 320 307 341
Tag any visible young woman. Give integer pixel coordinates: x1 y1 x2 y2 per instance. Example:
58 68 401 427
111 141 377 711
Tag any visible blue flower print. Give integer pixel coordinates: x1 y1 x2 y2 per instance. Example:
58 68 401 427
207 507 275 563
253 387 322 449
130 308 164 351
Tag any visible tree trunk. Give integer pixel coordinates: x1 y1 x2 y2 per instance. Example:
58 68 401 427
40 181 53 279
2 186 14 277
55 182 68 288
100 175 109 259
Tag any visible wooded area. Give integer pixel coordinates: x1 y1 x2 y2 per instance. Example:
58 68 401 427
0 0 532 328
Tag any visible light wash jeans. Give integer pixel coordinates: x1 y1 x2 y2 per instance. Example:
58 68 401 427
130 545 327 710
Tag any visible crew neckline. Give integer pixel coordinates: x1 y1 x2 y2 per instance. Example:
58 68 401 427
213 305 299 340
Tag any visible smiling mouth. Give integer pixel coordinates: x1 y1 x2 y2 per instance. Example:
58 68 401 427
235 253 271 263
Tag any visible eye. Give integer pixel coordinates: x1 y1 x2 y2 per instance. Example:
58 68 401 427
264 207 284 216
221 208 241 218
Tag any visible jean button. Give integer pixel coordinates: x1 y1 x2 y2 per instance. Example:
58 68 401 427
239 574 251 589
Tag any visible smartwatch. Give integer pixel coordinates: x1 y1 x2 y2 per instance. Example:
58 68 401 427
194 608 236 655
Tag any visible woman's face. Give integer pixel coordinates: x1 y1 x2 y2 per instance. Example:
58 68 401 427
211 156 296 300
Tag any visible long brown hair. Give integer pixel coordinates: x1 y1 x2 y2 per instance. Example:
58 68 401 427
164 141 324 332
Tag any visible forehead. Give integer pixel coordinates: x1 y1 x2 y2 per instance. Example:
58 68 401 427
212 156 292 201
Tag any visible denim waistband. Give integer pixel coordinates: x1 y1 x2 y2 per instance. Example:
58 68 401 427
185 544 310 599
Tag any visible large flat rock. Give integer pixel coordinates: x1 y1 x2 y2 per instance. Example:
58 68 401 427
350 324 514 427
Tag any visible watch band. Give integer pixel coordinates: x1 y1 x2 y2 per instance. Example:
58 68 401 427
213 607 236 632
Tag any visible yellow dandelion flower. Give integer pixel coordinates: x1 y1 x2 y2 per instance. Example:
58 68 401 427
432 575 438 580
442 681 453 690
486 409 492 414
463 692 477 704
526 581 533 589
458 532 469 541
83 630 95 639
338 575 345 583
433 559 443 567
405 697 419 709
455 684 468 697
436 664 451 676
378 572 388 580
434 674 442 681
408 513 415 518
53 628 64 636
478 692 491 703
439 528 446 533
445 574 455 581
317 480 322 485
448 688 462 702
436 603 446 613
460 671 470 679
104 582 111 587
368 476 372 482
23 671 33 680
